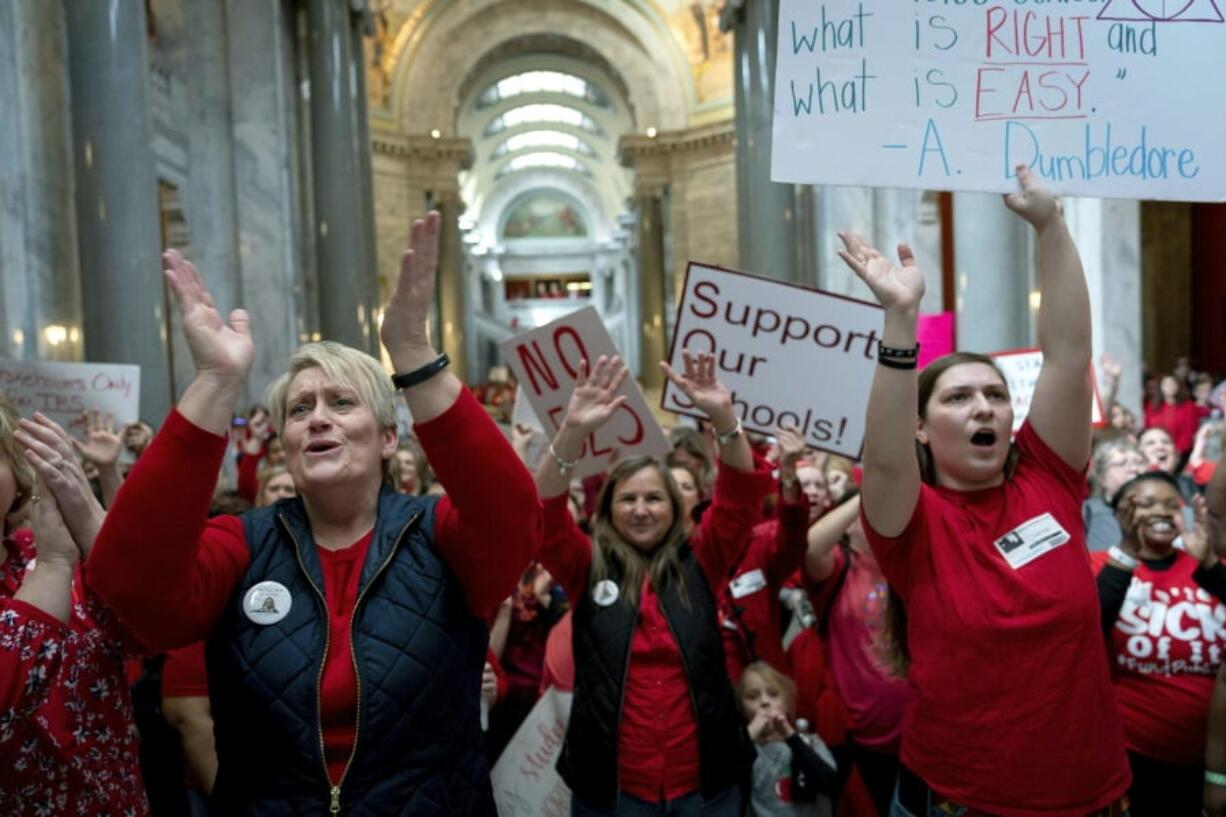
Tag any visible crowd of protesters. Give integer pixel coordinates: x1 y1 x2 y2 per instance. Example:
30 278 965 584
2 172 1226 817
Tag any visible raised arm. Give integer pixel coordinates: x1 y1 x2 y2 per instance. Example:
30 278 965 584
381 212 462 423
661 350 753 474
837 234 924 537
805 494 861 584
1006 165 1092 470
535 355 628 501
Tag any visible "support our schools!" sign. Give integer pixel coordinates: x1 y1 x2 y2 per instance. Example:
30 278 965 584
771 0 1226 201
662 263 883 459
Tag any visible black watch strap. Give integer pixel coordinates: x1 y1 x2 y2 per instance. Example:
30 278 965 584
391 353 450 390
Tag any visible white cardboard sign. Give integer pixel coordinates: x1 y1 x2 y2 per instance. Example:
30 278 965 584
0 359 141 435
492 687 573 817
991 348 1105 433
662 263 883 459
771 0 1226 201
500 306 670 479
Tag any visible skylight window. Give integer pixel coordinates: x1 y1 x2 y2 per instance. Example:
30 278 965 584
492 131 597 158
477 71 610 109
497 152 591 177
483 104 602 137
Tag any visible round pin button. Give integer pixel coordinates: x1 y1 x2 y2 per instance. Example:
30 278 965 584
243 580 292 625
592 579 619 607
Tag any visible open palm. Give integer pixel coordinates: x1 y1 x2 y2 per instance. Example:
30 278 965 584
837 231 924 313
563 355 628 434
661 350 732 418
381 212 439 356
164 250 254 380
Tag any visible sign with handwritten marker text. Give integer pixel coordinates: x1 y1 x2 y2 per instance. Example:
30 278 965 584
0 359 141 436
491 688 573 817
500 306 670 480
991 348 1105 433
662 263 883 459
771 1 1226 201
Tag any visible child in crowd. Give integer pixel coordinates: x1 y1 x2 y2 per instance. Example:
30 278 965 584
739 661 838 817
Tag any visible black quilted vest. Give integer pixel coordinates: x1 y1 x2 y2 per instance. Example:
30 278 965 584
205 486 494 816
559 543 753 806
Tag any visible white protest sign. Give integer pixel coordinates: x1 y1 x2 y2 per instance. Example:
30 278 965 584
771 1 1226 201
0 359 141 435
662 263 883 459
991 348 1105 433
500 306 670 479
492 687 572 817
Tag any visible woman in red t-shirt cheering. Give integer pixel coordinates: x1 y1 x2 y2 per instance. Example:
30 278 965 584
836 165 1131 817
535 353 772 816
1097 471 1225 816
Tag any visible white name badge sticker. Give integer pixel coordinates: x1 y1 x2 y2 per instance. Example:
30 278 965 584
729 568 768 600
243 580 292 625
994 513 1070 571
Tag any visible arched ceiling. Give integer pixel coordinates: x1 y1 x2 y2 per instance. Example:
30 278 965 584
364 0 732 133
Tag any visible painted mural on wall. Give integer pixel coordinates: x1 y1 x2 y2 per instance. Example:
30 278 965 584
502 195 588 239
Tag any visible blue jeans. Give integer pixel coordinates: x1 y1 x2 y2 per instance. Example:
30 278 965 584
572 786 741 817
888 780 1132 817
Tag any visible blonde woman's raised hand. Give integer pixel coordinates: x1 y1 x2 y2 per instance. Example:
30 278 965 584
163 250 253 383
661 350 735 427
837 231 924 315
381 212 441 369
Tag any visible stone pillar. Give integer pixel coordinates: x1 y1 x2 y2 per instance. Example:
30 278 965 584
0 1 82 363
351 15 380 358
637 191 668 389
1066 197 1143 415
728 0 801 282
434 192 468 382
225 0 308 403
65 0 171 420
953 192 1031 353
306 0 377 352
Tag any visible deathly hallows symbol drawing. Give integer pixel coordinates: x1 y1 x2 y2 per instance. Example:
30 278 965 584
1098 0 1225 22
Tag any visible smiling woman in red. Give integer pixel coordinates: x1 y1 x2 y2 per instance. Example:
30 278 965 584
534 353 772 816
839 166 1130 817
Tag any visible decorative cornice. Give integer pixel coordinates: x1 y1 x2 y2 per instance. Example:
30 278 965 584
371 134 474 169
618 120 735 166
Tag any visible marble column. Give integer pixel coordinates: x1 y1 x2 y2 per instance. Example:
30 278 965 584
952 192 1031 353
65 0 171 420
351 15 380 358
1065 197 1143 415
226 0 308 403
306 0 377 352
435 193 469 382
0 1 82 363
729 0 801 282
637 192 668 389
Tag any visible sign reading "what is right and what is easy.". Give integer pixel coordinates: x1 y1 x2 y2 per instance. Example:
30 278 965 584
771 0 1226 201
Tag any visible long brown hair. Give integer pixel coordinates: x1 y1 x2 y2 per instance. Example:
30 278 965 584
884 352 1019 676
589 456 691 608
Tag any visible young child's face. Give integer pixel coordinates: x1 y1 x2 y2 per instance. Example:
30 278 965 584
739 671 789 722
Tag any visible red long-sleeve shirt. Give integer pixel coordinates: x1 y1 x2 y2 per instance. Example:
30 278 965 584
538 459 773 803
717 491 811 683
0 530 150 815
85 388 541 784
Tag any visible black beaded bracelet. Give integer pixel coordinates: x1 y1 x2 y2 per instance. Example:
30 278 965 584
391 353 450 390
877 342 920 370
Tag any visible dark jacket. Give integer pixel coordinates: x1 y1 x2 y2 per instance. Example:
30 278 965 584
205 487 495 816
559 542 753 806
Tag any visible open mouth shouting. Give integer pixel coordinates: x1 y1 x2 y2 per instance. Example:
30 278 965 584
970 428 998 449
305 439 342 455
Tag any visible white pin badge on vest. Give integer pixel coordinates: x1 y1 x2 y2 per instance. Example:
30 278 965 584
592 579 620 607
243 580 292 625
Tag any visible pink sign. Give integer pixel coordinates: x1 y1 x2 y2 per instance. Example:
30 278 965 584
917 312 955 368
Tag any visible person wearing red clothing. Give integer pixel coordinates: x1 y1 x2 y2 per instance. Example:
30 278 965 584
84 212 541 815
804 492 912 817
839 166 1130 817
535 352 769 816
718 426 813 683
1095 471 1225 815
1 400 150 816
1145 375 1203 456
